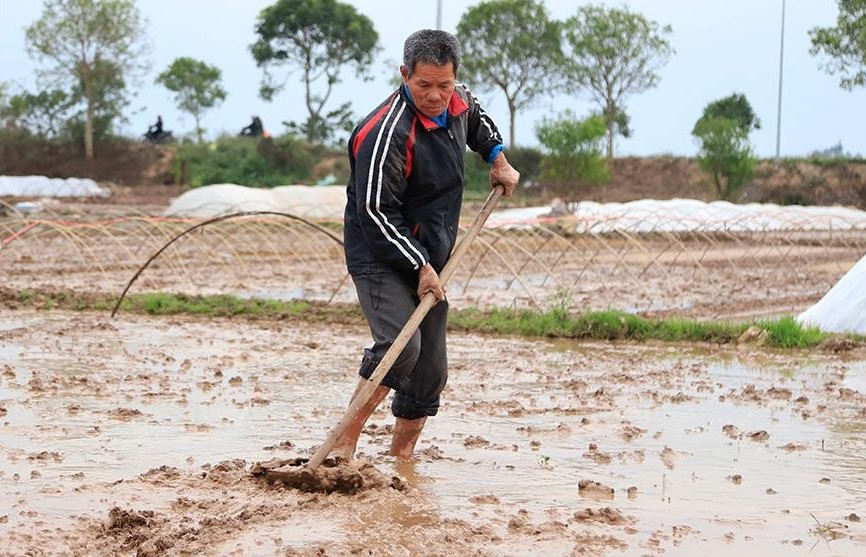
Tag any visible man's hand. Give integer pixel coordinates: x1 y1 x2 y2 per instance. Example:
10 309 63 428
490 151 520 197
418 263 445 302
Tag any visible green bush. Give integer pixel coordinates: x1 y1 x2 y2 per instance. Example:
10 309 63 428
693 116 756 201
505 146 543 185
535 111 610 195
175 134 346 188
463 151 492 194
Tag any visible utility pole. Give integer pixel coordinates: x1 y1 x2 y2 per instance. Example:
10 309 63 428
436 0 442 29
775 0 786 159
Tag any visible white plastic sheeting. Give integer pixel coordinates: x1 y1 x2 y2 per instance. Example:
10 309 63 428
488 198 866 233
797 253 866 335
163 183 346 219
0 175 110 197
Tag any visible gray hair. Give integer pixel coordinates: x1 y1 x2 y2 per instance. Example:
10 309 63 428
403 29 461 77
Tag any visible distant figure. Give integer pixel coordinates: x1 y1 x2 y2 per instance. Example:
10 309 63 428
143 115 173 143
150 115 164 136
240 116 264 137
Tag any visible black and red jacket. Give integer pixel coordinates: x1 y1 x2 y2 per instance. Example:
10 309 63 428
343 84 503 277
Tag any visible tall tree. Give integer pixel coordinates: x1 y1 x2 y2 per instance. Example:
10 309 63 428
692 115 756 202
692 93 761 135
25 0 149 159
456 0 562 147
810 0 866 90
250 0 378 144
562 5 673 159
156 57 228 143
0 88 73 138
535 110 609 194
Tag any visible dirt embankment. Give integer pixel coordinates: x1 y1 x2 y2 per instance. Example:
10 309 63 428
2 141 865 207
0 141 176 187
596 157 866 207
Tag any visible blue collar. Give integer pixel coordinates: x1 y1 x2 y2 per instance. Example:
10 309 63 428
403 84 448 128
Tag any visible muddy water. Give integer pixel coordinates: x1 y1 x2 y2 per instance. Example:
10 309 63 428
1 311 864 556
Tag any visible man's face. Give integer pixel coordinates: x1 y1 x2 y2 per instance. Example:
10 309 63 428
401 62 456 119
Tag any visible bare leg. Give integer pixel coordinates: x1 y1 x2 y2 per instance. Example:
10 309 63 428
389 417 427 460
329 379 390 461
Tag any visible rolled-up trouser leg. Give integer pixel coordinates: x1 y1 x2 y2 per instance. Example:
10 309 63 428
352 271 449 420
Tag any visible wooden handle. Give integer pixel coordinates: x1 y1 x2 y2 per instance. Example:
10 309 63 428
307 185 504 468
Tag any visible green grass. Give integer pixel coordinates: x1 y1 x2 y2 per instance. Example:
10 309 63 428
4 289 861 350
759 316 824 348
128 292 311 318
449 307 853 349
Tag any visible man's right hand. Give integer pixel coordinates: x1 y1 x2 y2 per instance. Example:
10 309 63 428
490 151 520 197
418 264 445 302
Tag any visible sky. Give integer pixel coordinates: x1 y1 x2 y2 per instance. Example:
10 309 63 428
0 0 863 158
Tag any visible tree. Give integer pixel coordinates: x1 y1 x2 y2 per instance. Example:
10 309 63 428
156 57 227 143
810 0 866 90
692 92 760 135
25 0 148 159
456 0 562 147
250 0 378 144
64 58 130 143
562 5 674 159
535 111 610 193
692 117 756 201
1 88 73 138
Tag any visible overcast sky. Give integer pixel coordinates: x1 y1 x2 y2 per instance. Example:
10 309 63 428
0 0 862 157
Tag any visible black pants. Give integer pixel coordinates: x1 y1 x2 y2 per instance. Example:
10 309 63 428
352 270 449 420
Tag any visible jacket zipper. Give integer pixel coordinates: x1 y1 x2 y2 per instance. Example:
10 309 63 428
446 129 463 161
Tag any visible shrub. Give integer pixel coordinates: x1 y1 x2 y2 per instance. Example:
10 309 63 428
175 134 346 188
535 111 610 195
692 116 756 201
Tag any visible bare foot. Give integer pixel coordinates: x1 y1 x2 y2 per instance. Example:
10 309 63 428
390 417 427 460
329 442 356 463
328 381 390 463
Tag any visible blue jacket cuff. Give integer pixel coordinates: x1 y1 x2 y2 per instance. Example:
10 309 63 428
486 144 504 164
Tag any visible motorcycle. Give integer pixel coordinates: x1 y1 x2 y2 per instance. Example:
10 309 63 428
143 128 174 144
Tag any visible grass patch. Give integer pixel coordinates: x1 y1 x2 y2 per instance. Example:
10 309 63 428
130 292 310 317
759 316 824 348
449 307 855 349
3 288 862 350
450 308 747 344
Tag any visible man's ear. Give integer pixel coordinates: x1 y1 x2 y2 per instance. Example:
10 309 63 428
400 64 410 83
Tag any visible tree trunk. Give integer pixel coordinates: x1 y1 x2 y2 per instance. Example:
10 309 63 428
84 88 95 160
508 97 516 148
195 114 203 143
605 104 614 161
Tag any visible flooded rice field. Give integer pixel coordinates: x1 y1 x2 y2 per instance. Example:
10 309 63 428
1 311 864 556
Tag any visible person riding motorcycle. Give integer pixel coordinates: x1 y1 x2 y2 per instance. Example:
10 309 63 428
144 115 172 143
240 116 265 137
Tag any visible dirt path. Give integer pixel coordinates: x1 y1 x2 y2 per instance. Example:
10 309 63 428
1 311 864 556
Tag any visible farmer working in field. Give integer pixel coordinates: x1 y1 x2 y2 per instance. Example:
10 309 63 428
332 29 520 461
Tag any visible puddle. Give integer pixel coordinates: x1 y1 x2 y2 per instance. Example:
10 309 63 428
1 311 864 555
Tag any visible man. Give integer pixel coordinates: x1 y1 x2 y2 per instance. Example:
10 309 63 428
147 115 163 138
241 116 264 137
332 29 520 461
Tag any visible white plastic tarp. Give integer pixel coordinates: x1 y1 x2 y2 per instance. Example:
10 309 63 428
797 253 866 335
163 184 346 219
487 198 866 233
0 175 109 197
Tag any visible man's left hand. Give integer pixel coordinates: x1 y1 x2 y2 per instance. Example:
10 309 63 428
490 151 520 197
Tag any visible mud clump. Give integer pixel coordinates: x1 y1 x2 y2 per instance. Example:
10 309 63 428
251 457 407 494
578 479 615 501
574 507 630 525
748 430 770 443
106 507 154 529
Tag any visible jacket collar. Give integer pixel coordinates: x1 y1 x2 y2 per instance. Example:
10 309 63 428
399 86 469 131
